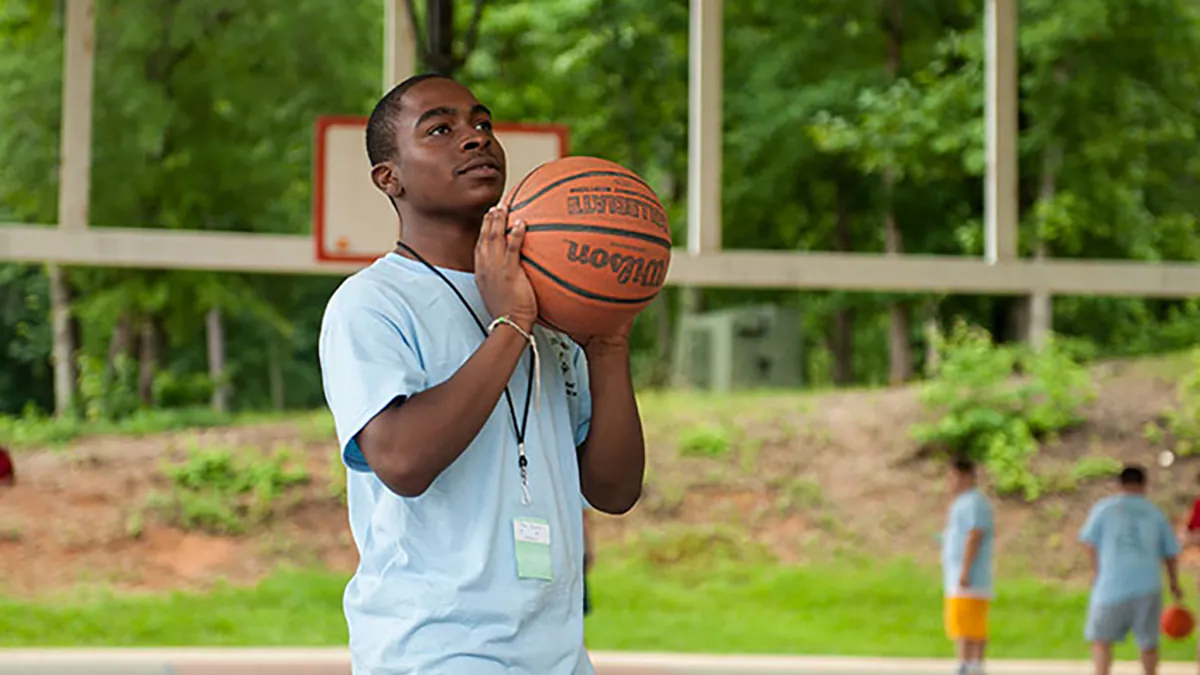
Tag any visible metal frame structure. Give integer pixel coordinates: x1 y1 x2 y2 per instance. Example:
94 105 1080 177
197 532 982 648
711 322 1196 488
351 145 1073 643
1 0 1196 306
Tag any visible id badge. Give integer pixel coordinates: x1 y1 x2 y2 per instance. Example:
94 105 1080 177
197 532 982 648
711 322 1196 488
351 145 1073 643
513 517 553 580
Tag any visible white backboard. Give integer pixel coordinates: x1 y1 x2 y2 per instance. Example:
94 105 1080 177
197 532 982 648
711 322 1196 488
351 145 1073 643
313 116 569 264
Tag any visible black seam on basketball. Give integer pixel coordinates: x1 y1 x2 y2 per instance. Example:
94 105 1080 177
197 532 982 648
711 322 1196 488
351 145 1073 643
537 313 571 335
509 170 656 212
612 187 648 199
505 162 544 209
520 254 660 305
523 223 672 251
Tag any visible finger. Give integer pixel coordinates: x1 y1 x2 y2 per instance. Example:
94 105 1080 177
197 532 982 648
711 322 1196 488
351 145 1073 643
490 206 507 240
483 207 500 243
477 207 500 265
506 218 526 263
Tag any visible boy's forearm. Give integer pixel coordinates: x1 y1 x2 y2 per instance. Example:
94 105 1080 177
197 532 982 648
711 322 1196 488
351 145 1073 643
577 345 645 515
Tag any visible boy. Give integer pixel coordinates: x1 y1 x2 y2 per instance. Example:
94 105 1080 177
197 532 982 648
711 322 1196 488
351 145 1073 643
318 73 645 674
941 457 995 675
1081 465 1183 675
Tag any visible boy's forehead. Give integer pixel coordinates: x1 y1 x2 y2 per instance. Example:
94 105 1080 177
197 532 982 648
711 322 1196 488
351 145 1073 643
400 79 483 122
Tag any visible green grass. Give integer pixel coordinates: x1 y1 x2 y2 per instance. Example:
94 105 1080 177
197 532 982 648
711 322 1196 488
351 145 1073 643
0 407 305 450
3 558 1197 660
0 570 350 647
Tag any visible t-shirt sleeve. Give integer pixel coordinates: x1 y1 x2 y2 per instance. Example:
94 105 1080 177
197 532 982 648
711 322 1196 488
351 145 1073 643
570 344 593 447
1079 504 1103 546
318 291 428 473
966 496 992 533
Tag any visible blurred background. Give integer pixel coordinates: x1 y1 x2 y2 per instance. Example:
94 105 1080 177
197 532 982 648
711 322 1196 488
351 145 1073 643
3 0 1200 666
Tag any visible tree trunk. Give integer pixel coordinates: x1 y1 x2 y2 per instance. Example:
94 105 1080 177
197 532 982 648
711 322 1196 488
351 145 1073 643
831 176 855 385
883 0 912 385
206 307 229 414
922 302 943 377
107 313 134 373
268 346 285 411
48 264 76 418
1027 135 1063 350
137 316 160 406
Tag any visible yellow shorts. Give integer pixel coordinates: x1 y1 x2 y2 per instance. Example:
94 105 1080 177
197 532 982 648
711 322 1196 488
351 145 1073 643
944 596 990 640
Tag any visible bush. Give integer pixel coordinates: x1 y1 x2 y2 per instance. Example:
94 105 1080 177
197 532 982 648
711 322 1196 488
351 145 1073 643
911 322 1096 500
149 442 310 534
677 424 731 458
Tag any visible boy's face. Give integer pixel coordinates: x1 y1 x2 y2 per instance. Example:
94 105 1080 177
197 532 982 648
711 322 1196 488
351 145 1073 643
390 78 508 218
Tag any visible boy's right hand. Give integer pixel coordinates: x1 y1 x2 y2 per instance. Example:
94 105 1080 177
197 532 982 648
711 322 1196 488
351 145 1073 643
475 205 537 332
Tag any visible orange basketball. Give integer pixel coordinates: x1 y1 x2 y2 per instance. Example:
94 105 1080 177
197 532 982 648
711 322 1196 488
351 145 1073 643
1162 604 1195 639
506 156 672 337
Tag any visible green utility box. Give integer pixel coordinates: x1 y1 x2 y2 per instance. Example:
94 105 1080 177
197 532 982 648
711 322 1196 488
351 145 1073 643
672 304 804 392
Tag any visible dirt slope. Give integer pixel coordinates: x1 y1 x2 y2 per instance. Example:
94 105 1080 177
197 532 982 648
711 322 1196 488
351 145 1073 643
1 355 1197 598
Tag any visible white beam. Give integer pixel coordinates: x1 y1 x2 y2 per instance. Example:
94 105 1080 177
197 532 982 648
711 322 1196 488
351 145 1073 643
0 225 361 276
664 252 1200 297
4 225 1200 298
57 0 96 232
984 0 1018 263
383 0 417 91
687 0 723 254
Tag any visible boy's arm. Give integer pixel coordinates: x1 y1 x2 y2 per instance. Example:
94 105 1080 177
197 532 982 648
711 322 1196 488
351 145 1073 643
959 529 984 587
1079 505 1102 587
1161 511 1185 601
357 327 529 496
330 209 537 498
575 338 645 515
1085 544 1098 587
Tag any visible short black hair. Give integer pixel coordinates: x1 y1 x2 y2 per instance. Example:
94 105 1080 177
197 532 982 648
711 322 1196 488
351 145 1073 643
952 456 976 475
365 72 452 166
1119 464 1147 486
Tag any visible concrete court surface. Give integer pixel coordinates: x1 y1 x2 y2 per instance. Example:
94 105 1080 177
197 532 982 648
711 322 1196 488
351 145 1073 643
0 650 1196 675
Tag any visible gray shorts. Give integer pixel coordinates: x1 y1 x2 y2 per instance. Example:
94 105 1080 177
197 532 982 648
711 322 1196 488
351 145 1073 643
1086 592 1162 649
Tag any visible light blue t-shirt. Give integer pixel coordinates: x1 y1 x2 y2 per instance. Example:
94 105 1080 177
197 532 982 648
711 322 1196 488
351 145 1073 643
1079 494 1180 607
941 488 995 598
318 252 594 675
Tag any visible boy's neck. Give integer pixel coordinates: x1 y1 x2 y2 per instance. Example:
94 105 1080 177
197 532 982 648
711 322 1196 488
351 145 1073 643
395 217 482 273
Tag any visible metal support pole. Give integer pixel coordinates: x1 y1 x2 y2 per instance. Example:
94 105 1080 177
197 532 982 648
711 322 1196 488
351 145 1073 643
984 0 1018 263
48 0 97 418
687 0 723 254
57 0 96 233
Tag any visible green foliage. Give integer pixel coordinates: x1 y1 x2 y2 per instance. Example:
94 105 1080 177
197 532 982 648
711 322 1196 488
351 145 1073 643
1072 457 1124 482
676 424 731 458
148 443 309 535
1146 348 1200 456
3 0 1200 417
0 406 275 450
911 323 1096 500
774 478 825 514
76 354 141 422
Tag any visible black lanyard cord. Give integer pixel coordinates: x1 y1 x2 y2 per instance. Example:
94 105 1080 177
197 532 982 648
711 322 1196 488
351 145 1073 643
394 241 537 499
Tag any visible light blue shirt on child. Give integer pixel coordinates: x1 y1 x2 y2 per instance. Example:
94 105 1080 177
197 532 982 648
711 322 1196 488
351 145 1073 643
318 252 594 675
941 488 995 598
1079 494 1180 607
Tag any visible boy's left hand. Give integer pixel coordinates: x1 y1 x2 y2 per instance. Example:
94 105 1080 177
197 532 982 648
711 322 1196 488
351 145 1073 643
571 317 634 356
